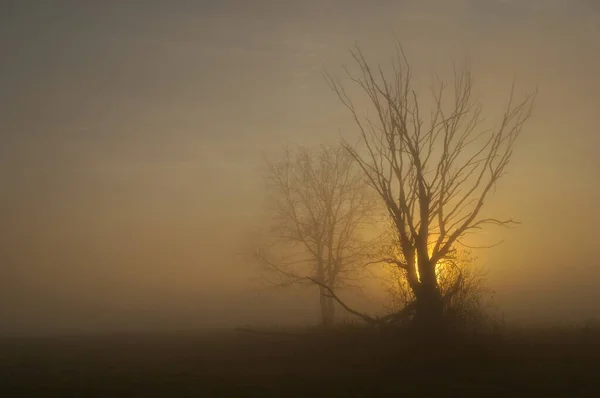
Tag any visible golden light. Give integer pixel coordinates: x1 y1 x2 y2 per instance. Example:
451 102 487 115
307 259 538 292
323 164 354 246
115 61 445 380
414 246 446 283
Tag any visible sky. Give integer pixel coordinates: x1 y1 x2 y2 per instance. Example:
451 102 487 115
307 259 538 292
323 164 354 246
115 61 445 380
1 0 599 335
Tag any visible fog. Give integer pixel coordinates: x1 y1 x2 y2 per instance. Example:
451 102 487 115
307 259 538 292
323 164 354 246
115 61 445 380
1 0 599 336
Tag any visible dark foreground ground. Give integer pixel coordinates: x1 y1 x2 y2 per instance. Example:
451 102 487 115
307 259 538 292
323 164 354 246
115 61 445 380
1 326 600 397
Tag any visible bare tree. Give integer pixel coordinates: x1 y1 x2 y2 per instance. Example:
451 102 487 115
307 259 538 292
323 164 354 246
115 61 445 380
326 44 536 332
255 145 378 326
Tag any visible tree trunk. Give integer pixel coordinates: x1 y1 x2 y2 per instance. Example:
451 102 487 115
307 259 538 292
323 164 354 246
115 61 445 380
412 259 445 337
326 294 335 324
319 286 334 326
412 283 445 339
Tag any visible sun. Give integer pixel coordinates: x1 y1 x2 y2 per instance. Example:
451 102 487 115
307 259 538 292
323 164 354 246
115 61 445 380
414 256 446 283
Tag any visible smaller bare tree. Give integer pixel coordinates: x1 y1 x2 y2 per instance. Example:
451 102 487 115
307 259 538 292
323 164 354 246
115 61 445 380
255 145 378 326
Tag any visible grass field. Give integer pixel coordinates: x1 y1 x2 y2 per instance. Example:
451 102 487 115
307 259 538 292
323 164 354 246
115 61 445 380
1 327 599 397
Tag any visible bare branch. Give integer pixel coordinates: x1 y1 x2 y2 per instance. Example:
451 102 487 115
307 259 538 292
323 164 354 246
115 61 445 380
307 277 380 324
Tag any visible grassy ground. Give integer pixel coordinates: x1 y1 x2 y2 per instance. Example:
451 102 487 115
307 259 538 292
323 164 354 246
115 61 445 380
1 326 599 397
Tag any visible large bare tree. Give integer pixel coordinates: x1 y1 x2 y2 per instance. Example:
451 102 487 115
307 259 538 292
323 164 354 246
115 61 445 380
326 45 536 331
255 145 378 326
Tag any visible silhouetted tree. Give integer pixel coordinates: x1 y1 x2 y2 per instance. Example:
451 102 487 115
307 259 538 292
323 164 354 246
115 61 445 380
326 44 536 333
255 145 378 326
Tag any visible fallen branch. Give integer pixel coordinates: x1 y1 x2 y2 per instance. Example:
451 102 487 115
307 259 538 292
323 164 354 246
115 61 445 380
306 277 382 324
378 301 417 324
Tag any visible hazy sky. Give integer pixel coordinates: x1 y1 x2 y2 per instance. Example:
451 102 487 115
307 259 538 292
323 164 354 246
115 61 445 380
1 0 599 335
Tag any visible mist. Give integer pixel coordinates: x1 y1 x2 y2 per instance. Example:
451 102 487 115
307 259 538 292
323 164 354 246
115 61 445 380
1 0 599 337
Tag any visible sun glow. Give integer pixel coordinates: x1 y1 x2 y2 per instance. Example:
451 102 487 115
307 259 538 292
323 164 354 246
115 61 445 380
414 255 445 283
